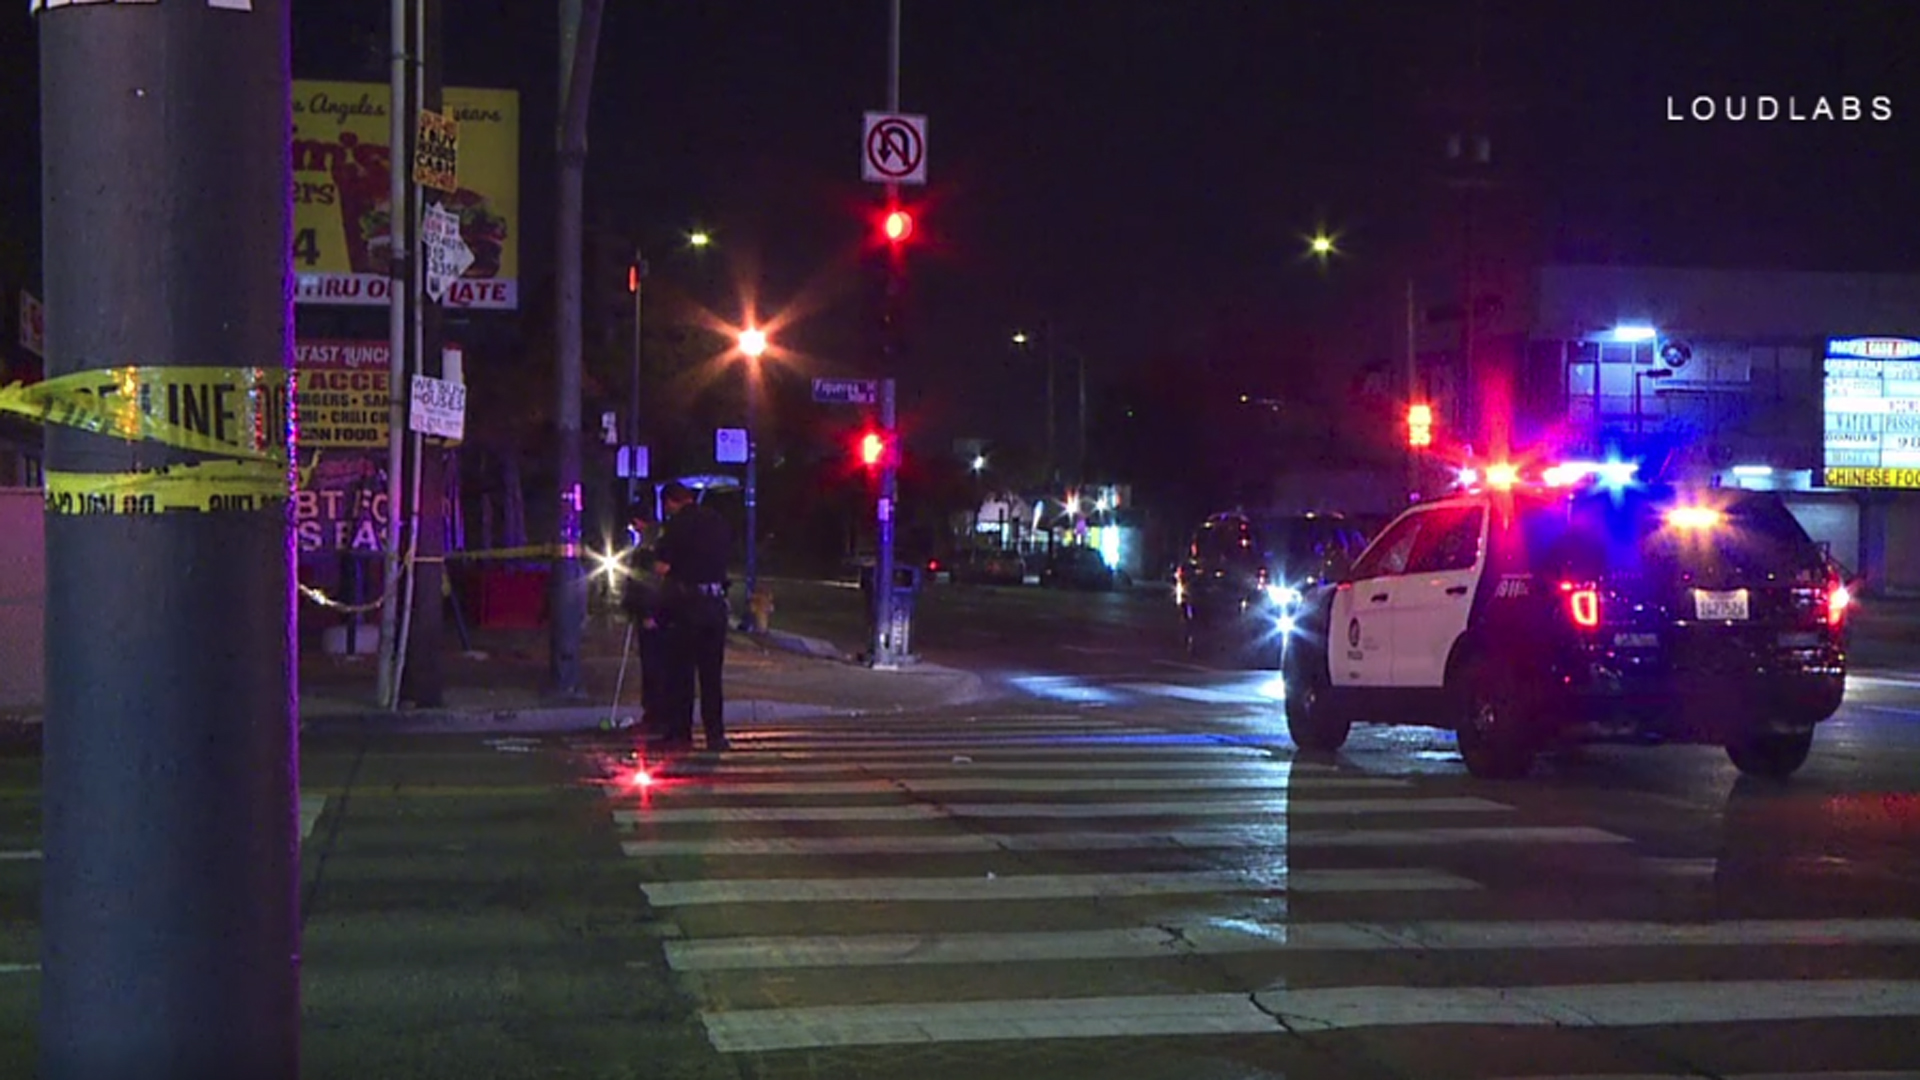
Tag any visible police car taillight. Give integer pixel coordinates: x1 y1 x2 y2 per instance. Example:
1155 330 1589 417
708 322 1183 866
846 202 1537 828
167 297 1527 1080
1827 582 1851 625
1559 580 1601 628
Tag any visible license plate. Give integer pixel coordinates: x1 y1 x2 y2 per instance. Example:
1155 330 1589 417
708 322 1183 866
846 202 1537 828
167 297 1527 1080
1694 589 1750 621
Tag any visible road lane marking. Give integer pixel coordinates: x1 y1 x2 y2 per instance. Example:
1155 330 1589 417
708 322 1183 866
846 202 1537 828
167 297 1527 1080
0 850 41 861
696 979 1920 1052
641 867 1477 906
632 775 1409 797
664 917 1920 971
621 824 1626 859
614 795 1512 825
0 964 35 976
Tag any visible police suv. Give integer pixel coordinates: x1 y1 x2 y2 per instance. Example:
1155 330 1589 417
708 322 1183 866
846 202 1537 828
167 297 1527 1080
1282 464 1851 780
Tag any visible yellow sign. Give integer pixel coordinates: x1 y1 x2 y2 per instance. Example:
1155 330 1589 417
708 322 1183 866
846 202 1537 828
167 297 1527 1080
1825 466 1920 489
291 81 518 310
413 109 459 193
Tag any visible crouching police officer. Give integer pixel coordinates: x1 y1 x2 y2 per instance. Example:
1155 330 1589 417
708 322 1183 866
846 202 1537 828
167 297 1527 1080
651 481 733 752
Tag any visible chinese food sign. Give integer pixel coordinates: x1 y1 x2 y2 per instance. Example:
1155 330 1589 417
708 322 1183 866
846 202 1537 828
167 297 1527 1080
1823 336 1920 489
291 81 518 310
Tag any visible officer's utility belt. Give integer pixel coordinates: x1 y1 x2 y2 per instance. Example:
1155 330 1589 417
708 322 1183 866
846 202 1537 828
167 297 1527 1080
683 582 726 598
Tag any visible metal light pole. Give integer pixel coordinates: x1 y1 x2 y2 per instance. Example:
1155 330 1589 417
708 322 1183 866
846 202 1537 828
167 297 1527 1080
626 250 646 507
738 327 767 617
36 1 298 1075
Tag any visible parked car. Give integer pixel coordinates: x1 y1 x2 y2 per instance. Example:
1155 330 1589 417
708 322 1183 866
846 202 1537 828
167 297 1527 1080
1175 511 1372 667
953 547 1028 585
1040 545 1126 590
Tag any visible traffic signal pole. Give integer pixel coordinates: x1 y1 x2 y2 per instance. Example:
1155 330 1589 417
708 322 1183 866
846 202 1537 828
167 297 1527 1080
36 2 299 1076
870 0 903 668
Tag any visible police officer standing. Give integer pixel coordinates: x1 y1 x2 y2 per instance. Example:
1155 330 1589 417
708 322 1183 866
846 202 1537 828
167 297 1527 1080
619 501 667 734
651 481 733 752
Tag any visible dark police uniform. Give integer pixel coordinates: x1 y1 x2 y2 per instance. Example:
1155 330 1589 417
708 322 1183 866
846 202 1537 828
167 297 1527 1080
618 551 667 731
654 497 733 749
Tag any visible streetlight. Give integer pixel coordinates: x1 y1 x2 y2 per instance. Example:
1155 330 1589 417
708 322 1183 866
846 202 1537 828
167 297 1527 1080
688 229 712 249
626 229 715 506
737 326 769 622
1309 233 1336 257
970 453 986 474
1012 325 1088 483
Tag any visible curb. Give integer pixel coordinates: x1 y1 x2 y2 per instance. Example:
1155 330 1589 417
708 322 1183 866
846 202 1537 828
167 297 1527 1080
741 628 853 662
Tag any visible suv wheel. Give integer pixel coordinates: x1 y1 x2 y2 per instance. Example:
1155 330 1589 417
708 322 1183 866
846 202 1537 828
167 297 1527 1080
1725 730 1814 780
1285 646 1349 752
1455 657 1538 780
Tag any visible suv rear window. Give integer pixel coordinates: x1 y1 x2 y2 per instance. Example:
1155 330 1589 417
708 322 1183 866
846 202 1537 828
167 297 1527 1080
1533 488 1821 579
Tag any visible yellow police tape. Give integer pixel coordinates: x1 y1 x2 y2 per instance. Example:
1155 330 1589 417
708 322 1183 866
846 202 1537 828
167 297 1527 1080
0 366 293 515
44 461 291 515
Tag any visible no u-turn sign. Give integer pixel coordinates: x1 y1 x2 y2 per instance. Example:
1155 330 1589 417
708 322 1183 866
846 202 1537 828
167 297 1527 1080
863 111 927 186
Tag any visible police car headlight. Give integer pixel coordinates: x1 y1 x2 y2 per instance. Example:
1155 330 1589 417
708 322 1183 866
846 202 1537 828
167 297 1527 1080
1276 614 1298 635
1265 584 1304 606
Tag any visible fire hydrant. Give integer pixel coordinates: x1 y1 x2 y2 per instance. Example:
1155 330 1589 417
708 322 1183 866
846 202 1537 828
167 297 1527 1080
748 586 775 633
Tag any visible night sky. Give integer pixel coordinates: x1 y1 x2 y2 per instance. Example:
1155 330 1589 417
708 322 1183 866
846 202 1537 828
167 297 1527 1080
3 1 1917 451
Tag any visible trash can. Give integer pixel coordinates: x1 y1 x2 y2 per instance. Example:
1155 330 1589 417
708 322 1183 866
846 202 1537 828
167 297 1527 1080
860 562 922 660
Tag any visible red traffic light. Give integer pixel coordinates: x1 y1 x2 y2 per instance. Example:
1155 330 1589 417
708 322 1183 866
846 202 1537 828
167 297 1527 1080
627 265 639 294
882 208 913 244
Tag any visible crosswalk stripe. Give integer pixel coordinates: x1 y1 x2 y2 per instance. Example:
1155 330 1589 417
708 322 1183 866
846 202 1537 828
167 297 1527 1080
659 759 1329 777
1498 1074 1920 1080
634 775 1409 797
641 867 1478 906
624 824 1626 859
697 980 1920 1052
614 795 1511 825
1113 681 1281 704
664 917 1920 971
705 744 1282 760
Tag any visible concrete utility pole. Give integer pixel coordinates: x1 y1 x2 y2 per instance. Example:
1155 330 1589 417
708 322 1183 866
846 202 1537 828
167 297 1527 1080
549 0 607 699
403 0 448 706
36 1 299 1077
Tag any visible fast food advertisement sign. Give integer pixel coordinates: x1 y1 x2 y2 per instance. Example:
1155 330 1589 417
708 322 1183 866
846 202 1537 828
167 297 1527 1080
291 81 519 310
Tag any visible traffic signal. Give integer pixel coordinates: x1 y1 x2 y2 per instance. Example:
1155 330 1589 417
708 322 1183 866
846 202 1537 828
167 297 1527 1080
857 429 894 470
1407 402 1434 448
884 208 913 244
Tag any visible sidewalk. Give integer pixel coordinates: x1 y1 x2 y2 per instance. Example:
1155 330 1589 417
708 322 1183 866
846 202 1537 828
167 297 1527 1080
297 618 996 736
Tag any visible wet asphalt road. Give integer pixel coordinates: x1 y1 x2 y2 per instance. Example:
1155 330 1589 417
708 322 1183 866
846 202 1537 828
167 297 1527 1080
0 582 1917 1078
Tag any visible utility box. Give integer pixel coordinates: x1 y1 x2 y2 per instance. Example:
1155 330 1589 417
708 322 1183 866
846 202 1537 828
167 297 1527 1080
0 488 45 713
859 563 922 661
